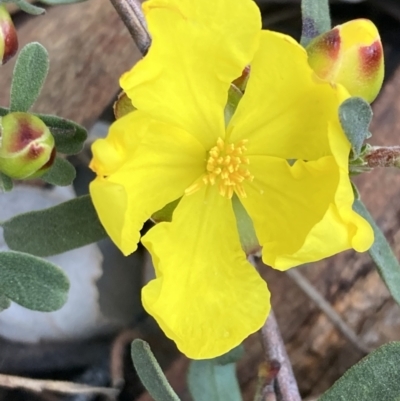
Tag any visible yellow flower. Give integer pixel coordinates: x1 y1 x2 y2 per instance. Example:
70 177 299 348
89 0 373 359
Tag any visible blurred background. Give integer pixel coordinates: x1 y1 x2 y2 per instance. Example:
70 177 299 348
0 0 399 400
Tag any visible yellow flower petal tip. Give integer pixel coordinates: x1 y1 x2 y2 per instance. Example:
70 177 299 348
307 19 384 103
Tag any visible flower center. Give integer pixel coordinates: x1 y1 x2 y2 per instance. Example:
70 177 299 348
186 137 253 199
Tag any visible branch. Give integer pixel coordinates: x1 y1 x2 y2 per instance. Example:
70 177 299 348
109 0 151 55
0 373 119 399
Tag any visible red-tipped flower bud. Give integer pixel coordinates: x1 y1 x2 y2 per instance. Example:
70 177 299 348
0 112 55 179
307 19 384 103
0 5 18 65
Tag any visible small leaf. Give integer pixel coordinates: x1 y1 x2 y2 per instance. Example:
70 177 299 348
39 0 86 4
188 347 243 401
339 97 373 159
10 42 49 112
15 0 45 14
131 339 181 401
3 195 107 257
0 294 11 311
319 342 400 401
0 107 8 117
0 251 69 311
353 199 400 306
0 173 13 192
300 0 331 47
41 156 76 186
35 113 87 154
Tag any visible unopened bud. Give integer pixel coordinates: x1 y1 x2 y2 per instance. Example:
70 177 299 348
0 5 18 65
0 112 55 179
232 65 250 92
307 19 384 103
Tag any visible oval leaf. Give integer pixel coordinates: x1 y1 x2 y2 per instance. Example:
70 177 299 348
353 199 400 306
0 173 13 192
41 156 76 186
35 113 87 155
0 251 69 311
339 97 373 159
0 294 11 312
300 0 331 47
131 339 180 401
10 42 49 112
319 342 400 401
2 195 107 257
188 347 243 401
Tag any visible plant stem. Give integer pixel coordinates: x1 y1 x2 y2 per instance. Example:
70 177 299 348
261 312 302 401
109 0 151 55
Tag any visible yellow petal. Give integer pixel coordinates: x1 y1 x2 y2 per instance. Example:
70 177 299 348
241 155 340 268
90 116 206 256
121 0 261 149
228 30 346 161
141 186 270 359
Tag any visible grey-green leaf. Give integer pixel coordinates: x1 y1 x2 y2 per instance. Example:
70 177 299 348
131 339 181 401
39 0 86 4
188 350 243 401
10 42 49 112
15 0 45 14
41 157 76 186
0 173 13 192
0 294 11 312
300 0 331 47
2 195 107 257
339 97 373 159
319 342 400 401
353 199 400 306
35 113 87 154
0 251 69 311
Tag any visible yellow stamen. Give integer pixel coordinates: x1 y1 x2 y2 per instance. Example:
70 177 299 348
185 137 253 199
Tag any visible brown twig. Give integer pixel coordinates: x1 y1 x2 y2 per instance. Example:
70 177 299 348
286 268 372 355
0 373 119 399
110 328 141 388
261 312 302 401
249 256 301 401
108 0 151 55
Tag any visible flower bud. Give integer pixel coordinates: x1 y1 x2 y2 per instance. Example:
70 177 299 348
0 112 55 179
307 19 384 103
0 5 18 65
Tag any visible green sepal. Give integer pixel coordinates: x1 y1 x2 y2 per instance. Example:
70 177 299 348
300 0 331 47
41 156 76 186
152 198 180 223
319 342 400 401
10 42 49 112
224 84 242 126
339 97 373 160
353 199 400 307
0 173 13 192
2 194 107 257
131 339 181 401
188 346 244 401
34 113 87 155
0 251 69 311
0 294 11 311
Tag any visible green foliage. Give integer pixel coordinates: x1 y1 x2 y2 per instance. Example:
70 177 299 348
131 339 181 401
39 0 86 4
10 42 49 112
339 98 373 160
0 251 69 311
319 342 400 401
0 294 11 311
300 0 331 47
2 195 107 257
41 156 76 186
353 199 400 306
36 113 87 155
152 199 180 223
0 173 13 192
188 346 244 401
0 0 46 14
